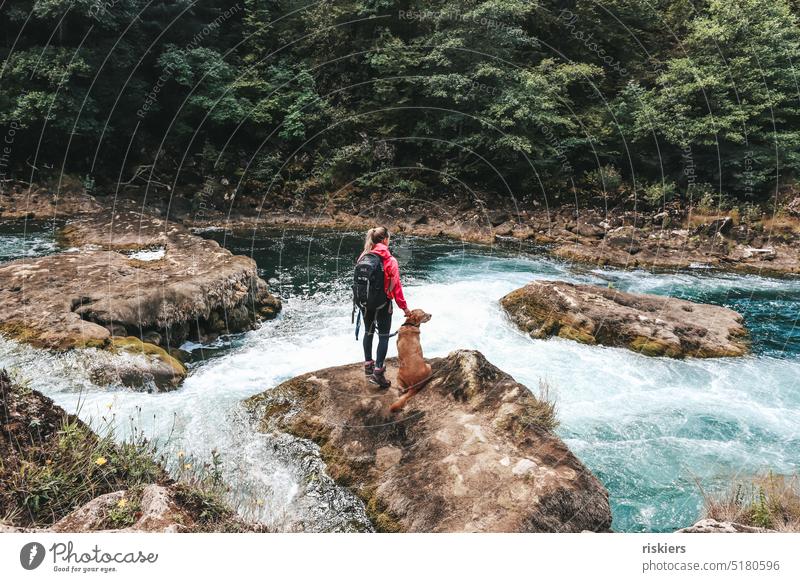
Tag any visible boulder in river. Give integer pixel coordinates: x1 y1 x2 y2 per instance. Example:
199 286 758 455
0 208 281 389
245 349 613 532
500 280 749 358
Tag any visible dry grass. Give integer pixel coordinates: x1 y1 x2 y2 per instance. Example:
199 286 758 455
761 215 800 235
685 211 735 228
529 378 559 432
701 473 800 532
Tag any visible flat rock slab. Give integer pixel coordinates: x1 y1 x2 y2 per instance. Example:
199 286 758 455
0 208 280 389
246 349 612 533
500 280 749 358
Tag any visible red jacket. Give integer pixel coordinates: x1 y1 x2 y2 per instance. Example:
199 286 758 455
361 242 408 311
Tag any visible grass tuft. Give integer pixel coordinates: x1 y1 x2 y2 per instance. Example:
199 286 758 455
700 473 800 532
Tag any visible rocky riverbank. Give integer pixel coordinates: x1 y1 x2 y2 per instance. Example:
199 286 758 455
246 350 613 533
0 370 256 533
5 180 800 278
0 206 281 390
501 280 749 358
0 181 102 220
176 188 800 278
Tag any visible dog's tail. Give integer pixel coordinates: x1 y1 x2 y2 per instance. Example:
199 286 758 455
389 391 413 413
389 374 433 413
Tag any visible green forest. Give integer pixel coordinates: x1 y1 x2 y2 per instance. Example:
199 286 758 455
2 0 800 208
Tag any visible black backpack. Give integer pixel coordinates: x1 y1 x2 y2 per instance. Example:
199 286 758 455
353 252 388 311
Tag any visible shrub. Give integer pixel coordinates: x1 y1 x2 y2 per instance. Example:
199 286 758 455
583 165 623 195
641 181 677 208
1 370 255 532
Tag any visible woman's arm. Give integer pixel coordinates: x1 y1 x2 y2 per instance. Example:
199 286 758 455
385 257 408 312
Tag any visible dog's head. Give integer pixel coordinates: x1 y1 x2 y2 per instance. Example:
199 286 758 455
405 309 432 326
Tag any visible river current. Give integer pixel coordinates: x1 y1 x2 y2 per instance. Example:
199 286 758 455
1 224 798 532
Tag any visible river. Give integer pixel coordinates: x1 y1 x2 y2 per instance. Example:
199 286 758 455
1 223 798 532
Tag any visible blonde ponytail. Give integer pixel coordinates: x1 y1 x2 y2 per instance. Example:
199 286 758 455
363 226 389 254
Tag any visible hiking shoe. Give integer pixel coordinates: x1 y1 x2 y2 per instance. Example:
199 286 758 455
364 360 375 377
369 367 391 389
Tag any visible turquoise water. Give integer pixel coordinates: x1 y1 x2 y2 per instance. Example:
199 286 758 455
206 229 800 532
0 220 60 262
1 225 798 531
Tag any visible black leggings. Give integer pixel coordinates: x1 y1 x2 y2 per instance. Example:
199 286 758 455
362 304 392 368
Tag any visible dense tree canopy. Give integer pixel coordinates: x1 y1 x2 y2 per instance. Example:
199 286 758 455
1 0 799 206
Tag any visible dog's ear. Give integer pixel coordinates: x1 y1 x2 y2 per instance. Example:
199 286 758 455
406 310 421 325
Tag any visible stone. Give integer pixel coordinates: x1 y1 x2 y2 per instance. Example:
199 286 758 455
246 350 612 533
677 518 774 533
500 280 749 358
694 216 733 237
0 183 102 219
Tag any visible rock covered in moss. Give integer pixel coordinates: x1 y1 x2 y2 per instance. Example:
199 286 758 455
87 337 187 391
245 350 612 533
500 280 749 358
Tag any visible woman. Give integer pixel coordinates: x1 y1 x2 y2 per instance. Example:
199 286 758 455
358 226 410 389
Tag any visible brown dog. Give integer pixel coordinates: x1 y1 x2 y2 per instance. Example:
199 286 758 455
389 309 433 412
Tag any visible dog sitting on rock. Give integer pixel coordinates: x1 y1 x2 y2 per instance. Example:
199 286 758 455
389 309 433 412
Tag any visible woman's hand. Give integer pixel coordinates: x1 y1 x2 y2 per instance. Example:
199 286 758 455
403 308 411 317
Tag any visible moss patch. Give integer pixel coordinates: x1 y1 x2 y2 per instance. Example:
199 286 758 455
629 336 682 358
0 322 110 351
557 325 596 345
0 322 47 347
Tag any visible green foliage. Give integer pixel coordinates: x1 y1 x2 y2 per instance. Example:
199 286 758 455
642 181 677 208
105 490 143 529
5 416 163 526
584 165 623 195
1 0 799 202
622 0 800 196
0 371 246 530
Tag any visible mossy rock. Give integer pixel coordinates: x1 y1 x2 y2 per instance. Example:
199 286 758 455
0 322 109 350
111 336 187 383
501 280 749 360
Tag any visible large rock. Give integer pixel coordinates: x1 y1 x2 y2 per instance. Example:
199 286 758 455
500 280 748 358
0 207 281 389
245 350 612 533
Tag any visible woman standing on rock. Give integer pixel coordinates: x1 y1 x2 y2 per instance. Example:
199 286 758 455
353 226 410 389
